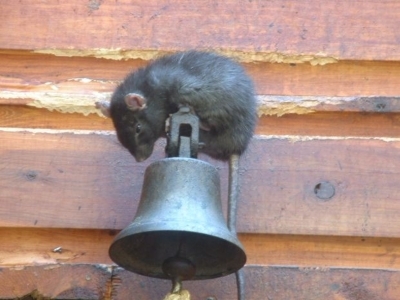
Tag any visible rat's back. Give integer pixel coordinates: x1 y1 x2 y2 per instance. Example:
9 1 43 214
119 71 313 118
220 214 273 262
151 51 257 160
149 51 254 113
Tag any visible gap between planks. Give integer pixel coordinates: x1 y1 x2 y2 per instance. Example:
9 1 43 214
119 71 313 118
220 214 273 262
2 105 400 138
3 125 400 142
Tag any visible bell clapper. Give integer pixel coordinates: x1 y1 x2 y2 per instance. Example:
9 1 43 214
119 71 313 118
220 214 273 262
162 256 195 298
162 256 196 283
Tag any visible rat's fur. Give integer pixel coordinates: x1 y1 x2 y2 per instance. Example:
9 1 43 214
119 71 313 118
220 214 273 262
107 50 257 162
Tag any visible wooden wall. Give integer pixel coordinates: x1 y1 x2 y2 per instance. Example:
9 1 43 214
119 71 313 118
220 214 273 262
0 1 400 299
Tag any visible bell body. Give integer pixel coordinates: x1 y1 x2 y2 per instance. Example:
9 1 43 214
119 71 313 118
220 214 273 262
109 157 246 280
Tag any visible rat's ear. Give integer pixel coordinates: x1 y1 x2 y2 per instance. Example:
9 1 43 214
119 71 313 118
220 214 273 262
124 93 147 111
95 101 111 118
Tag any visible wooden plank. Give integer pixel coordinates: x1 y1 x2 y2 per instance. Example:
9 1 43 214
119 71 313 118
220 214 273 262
0 51 146 83
1 228 399 270
0 1 400 61
239 136 400 237
0 105 113 131
2 52 400 118
0 130 147 230
1 52 400 118
0 228 114 266
258 112 400 137
0 264 111 299
240 234 400 270
2 131 400 238
113 266 400 300
1 264 399 299
250 59 400 98
0 51 400 102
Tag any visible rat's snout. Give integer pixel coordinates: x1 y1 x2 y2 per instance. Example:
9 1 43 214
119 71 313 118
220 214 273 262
132 143 154 162
134 155 147 163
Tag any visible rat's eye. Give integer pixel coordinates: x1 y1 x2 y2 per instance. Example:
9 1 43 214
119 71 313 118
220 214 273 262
135 123 142 134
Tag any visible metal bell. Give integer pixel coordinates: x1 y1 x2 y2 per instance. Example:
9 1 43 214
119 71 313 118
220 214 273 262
109 157 246 280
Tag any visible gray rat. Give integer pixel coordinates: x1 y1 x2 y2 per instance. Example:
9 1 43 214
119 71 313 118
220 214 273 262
97 50 257 162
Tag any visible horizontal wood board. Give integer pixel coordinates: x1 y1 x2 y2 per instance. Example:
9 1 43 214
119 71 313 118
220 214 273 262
1 52 400 99
1 228 399 270
0 264 112 299
2 131 400 238
114 266 400 300
0 1 400 61
1 264 400 299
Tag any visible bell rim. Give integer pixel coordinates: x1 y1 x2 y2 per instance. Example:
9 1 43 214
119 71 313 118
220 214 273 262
109 228 247 280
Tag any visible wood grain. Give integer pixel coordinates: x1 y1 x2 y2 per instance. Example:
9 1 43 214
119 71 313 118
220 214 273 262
258 112 400 137
0 1 400 61
2 131 400 238
0 105 113 130
1 52 400 99
1 228 399 270
240 136 400 237
0 264 111 299
107 266 400 300
0 228 114 266
0 131 146 230
1 264 399 299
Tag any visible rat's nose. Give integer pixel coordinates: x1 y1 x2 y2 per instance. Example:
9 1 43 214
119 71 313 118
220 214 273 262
135 156 146 163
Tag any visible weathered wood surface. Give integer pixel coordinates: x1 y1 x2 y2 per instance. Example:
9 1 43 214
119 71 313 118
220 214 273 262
0 51 400 120
239 135 400 237
0 105 113 130
0 1 400 62
2 264 399 299
1 52 400 98
2 131 400 238
0 264 112 299
1 52 400 118
0 228 114 266
1 228 399 270
258 112 400 137
114 266 400 300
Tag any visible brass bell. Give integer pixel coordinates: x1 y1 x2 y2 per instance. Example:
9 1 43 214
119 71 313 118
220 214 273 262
109 157 246 281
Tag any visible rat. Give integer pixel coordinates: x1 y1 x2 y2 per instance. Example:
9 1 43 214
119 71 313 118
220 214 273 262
96 50 257 162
